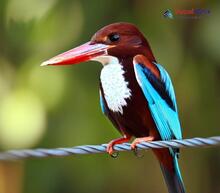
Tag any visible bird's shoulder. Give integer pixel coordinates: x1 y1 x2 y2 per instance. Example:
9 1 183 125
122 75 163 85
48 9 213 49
133 54 176 111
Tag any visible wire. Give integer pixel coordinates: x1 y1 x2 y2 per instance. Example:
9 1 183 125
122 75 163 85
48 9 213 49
0 136 220 161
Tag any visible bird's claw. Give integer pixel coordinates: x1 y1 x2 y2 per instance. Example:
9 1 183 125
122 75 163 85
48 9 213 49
131 139 140 150
110 151 119 158
130 136 154 158
106 135 131 158
133 147 144 158
131 144 144 158
107 143 119 158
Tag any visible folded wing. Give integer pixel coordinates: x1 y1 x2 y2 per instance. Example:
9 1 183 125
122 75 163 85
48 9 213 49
133 55 182 142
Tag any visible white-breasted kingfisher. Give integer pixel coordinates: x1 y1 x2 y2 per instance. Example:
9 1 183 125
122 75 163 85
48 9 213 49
41 22 185 193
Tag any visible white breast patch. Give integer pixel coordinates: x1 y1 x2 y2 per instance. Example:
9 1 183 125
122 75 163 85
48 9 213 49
100 57 132 114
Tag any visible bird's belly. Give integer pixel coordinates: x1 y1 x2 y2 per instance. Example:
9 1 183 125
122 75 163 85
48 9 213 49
116 89 156 137
100 62 156 137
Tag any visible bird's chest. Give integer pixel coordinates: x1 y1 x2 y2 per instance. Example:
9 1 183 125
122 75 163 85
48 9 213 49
100 63 132 114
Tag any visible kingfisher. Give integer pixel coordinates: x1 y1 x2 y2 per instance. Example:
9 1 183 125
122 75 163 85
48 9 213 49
41 22 185 193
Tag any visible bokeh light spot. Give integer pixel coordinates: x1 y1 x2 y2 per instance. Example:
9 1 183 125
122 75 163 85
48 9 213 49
6 0 56 23
0 90 46 149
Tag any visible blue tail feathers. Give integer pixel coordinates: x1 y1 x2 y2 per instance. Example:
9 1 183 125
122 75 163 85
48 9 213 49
160 155 185 193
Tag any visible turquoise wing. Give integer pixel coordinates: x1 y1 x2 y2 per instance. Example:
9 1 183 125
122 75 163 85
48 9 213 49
134 62 182 141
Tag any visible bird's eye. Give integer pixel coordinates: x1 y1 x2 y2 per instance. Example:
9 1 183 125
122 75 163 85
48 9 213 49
108 33 120 42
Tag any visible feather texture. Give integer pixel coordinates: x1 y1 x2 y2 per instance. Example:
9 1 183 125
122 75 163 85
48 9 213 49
133 57 185 193
133 61 182 140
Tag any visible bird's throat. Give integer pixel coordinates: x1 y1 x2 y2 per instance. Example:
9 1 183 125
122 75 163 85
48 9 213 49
92 55 119 66
100 56 132 114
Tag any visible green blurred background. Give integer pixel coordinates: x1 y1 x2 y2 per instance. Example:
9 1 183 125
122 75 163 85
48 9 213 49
0 0 220 193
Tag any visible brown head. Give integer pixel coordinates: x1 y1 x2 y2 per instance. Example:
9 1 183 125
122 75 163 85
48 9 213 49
41 22 155 66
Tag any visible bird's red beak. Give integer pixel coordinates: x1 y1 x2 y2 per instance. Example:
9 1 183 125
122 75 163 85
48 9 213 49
41 42 111 66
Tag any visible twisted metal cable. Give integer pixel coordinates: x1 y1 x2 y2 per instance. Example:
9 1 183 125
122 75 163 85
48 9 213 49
0 136 220 161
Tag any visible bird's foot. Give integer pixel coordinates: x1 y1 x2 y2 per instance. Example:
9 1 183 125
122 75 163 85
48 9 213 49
107 135 131 158
131 136 154 157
